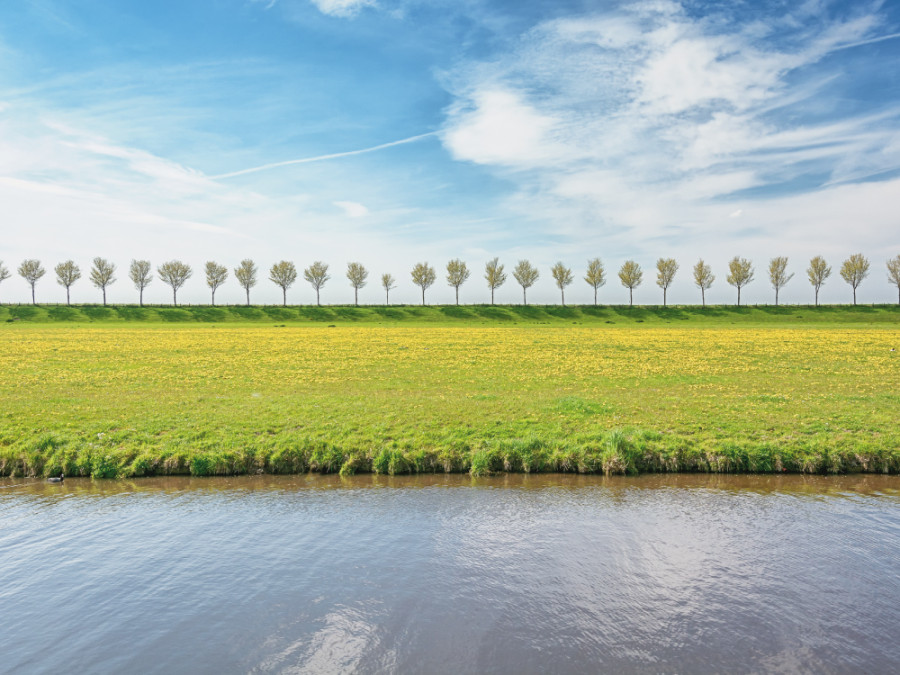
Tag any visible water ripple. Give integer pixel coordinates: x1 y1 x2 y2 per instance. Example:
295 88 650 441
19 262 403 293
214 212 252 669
1 474 898 673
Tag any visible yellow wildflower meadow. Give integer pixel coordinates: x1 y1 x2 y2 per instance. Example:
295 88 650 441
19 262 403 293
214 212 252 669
0 323 897 476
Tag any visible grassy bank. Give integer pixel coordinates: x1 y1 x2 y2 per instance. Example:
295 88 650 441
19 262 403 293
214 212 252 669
6 430 897 479
2 302 900 325
1 314 898 478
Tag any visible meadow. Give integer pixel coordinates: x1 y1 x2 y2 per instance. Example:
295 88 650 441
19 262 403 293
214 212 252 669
1 304 898 478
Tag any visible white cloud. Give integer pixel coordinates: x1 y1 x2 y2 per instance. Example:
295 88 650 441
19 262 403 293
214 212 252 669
636 34 783 114
438 0 900 273
310 0 375 18
334 200 370 217
442 90 561 167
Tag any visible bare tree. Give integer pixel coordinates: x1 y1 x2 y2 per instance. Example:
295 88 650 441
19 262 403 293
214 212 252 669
54 260 81 305
90 257 117 306
768 256 794 306
807 256 831 307
484 257 507 304
381 273 396 305
270 261 298 306
655 258 678 307
839 253 870 305
446 259 470 305
304 261 330 306
0 261 10 304
18 259 45 305
584 258 606 305
618 260 643 307
888 255 900 306
157 260 192 305
513 260 539 304
551 262 574 305
726 256 754 306
205 261 228 305
411 262 436 305
235 259 258 306
129 260 153 307
346 262 368 306
693 259 714 307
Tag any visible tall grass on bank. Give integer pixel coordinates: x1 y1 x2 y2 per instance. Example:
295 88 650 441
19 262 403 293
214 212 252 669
3 430 897 479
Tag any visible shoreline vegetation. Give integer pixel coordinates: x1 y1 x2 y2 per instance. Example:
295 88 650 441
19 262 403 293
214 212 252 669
2 304 898 479
4 430 898 480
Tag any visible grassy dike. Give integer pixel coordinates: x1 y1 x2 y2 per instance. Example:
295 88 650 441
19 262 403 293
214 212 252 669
1 304 898 478
2 302 900 325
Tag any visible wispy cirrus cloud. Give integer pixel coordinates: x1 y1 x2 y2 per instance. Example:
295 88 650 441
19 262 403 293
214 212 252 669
439 1 900 260
310 0 376 18
252 0 376 18
334 200 370 217
0 108 439 304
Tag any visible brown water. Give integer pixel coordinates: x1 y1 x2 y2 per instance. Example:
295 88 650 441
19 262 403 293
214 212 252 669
2 474 898 674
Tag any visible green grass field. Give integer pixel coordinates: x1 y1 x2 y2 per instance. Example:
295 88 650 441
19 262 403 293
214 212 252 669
1 304 898 478
2 302 900 325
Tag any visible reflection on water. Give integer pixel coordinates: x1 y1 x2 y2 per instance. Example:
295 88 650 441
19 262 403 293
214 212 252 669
2 474 898 674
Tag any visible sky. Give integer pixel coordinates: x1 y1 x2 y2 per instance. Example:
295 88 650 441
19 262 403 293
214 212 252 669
0 0 899 306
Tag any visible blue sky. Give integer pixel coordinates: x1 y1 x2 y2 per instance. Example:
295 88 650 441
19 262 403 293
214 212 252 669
1 0 899 305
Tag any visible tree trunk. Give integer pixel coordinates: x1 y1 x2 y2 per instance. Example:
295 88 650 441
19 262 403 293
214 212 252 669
594 287 597 306
775 288 779 306
491 287 494 305
561 288 565 306
31 285 35 305
629 287 633 307
316 288 321 306
173 288 177 306
246 288 250 306
283 288 287 307
103 288 107 306
354 287 358 306
815 287 819 307
853 287 857 305
139 288 143 307
211 289 216 306
663 287 667 308
701 288 705 307
385 289 389 305
523 287 526 305
455 287 459 305
737 286 741 307
421 287 425 306
66 287 70 306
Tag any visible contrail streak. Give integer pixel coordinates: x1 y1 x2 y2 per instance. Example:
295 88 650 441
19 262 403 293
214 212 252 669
831 31 900 52
211 131 437 179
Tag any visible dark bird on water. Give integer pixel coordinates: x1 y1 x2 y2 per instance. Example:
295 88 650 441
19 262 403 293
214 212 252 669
47 473 64 483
